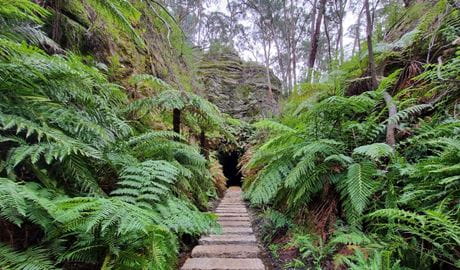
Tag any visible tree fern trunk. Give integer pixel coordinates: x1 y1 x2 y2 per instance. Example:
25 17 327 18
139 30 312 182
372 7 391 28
173 108 181 136
200 130 209 159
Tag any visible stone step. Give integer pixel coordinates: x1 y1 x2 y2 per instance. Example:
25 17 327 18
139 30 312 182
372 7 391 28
218 216 250 221
220 200 244 204
222 227 253 234
200 235 257 245
181 258 265 270
181 188 267 270
218 221 251 227
191 245 260 258
216 208 247 211
217 213 249 217
219 204 246 207
216 208 248 213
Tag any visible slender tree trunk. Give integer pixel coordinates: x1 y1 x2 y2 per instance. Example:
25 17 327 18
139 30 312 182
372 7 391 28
323 15 332 65
309 0 318 41
383 92 397 147
289 0 297 85
292 46 297 85
338 19 344 63
364 0 396 146
307 0 327 82
262 38 278 115
364 0 378 89
173 108 181 137
283 1 292 90
274 38 287 93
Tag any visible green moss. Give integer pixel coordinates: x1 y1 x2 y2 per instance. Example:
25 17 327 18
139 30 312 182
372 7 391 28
236 85 252 98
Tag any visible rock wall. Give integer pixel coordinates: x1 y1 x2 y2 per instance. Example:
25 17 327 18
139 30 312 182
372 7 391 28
51 0 199 97
198 50 281 121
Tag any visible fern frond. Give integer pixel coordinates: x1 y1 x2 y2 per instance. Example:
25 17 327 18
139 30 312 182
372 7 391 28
253 120 296 133
353 143 394 160
345 162 377 214
0 243 58 270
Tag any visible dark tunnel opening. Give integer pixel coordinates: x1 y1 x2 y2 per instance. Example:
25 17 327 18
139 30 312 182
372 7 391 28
217 150 243 187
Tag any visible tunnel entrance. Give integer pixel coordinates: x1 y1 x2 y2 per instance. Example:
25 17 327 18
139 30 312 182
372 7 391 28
217 150 243 187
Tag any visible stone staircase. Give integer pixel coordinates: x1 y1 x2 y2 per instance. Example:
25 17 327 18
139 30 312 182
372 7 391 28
181 187 266 270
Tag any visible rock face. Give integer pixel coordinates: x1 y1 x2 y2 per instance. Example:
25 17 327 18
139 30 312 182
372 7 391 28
199 50 282 121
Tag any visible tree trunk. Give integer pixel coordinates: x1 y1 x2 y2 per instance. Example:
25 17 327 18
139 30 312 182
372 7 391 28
338 18 344 64
199 130 209 159
173 108 181 137
262 38 278 115
383 91 397 147
307 0 327 82
364 0 378 89
323 14 332 65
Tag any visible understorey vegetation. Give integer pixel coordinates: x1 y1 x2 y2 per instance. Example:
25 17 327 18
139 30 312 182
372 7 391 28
243 1 460 269
1 0 459 270
0 1 231 269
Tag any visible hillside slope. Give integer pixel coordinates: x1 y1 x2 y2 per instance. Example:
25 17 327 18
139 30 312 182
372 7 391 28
242 1 459 269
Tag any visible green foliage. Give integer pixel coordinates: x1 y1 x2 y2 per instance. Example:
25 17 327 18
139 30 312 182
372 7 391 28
285 228 377 270
243 2 460 268
0 243 57 270
0 4 224 269
353 143 394 160
345 162 377 215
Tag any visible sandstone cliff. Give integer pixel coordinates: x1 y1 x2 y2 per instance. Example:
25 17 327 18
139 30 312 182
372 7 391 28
198 50 282 121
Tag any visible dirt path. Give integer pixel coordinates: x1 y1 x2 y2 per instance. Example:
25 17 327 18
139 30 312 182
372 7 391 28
181 187 266 270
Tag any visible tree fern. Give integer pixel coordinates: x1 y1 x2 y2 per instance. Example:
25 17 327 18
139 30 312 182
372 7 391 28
111 160 179 207
156 198 219 235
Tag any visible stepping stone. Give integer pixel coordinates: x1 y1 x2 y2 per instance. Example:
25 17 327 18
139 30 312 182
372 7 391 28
200 235 257 245
218 221 251 227
181 258 265 270
191 245 260 258
222 227 253 234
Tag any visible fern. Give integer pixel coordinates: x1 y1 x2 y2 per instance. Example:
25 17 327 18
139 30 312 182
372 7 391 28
353 143 394 160
85 0 145 47
156 198 219 235
253 120 296 133
111 160 179 206
383 104 433 125
0 243 58 270
344 162 377 215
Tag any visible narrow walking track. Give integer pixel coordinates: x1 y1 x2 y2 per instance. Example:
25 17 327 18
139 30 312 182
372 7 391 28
181 187 266 270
